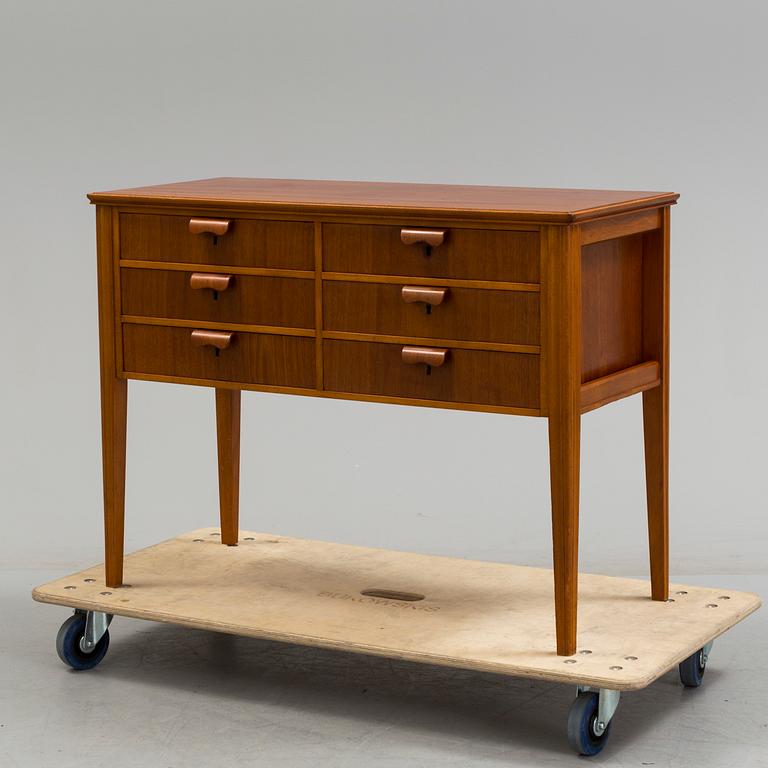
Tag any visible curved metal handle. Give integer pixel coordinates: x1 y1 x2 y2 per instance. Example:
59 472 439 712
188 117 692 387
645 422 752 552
189 218 231 236
189 273 233 292
400 228 446 247
401 346 449 367
190 330 233 350
401 285 448 307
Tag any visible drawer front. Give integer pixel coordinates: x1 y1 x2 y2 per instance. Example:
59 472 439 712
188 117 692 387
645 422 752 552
120 213 314 270
323 340 539 408
323 224 539 282
121 268 315 329
123 323 315 388
323 280 539 345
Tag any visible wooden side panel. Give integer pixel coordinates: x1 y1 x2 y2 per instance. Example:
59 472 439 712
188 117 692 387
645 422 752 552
581 234 643 382
580 361 660 413
580 208 661 246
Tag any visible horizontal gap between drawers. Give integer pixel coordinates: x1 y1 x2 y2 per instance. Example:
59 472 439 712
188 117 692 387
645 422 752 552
120 371 541 416
121 315 315 337
120 262 539 290
120 260 314 279
322 272 540 292
120 317 539 353
322 331 540 354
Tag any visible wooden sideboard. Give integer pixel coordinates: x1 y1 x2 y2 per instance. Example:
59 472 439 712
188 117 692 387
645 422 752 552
88 178 678 656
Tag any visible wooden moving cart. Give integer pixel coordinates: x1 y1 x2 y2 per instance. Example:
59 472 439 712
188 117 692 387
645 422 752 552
33 179 760 755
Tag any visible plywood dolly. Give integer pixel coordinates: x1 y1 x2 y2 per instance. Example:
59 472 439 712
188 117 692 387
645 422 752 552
35 532 758 757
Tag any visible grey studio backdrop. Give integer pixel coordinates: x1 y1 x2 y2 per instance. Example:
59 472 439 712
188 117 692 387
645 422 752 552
2 2 767 588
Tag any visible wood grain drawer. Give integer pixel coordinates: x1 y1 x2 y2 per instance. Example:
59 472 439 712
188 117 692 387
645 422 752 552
323 223 539 282
121 268 314 329
323 340 539 408
323 280 539 345
120 213 314 270
123 323 315 388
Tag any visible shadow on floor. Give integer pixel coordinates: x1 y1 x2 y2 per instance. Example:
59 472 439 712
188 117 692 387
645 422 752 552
70 616 704 759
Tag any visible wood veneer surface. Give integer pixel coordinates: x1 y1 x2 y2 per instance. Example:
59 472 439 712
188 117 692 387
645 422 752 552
90 178 678 222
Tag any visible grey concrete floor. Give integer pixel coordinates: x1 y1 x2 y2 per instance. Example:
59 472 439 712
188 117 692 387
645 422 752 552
2 569 765 768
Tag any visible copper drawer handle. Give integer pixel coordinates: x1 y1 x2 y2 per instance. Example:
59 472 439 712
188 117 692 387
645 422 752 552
190 330 233 350
401 346 449 367
400 228 446 248
401 285 448 307
189 218 231 236
189 273 233 292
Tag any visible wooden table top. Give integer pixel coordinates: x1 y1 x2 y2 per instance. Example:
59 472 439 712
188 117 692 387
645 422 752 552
88 177 678 223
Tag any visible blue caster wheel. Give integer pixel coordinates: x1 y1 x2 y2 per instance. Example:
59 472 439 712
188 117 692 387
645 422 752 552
679 648 706 688
56 612 110 670
567 691 612 756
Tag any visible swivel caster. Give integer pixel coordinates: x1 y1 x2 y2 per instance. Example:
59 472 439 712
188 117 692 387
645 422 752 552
56 610 112 670
679 641 713 688
567 688 620 756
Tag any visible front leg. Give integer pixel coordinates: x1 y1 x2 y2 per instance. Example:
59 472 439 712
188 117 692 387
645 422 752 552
548 408 580 656
102 376 127 587
215 388 241 545
542 224 582 656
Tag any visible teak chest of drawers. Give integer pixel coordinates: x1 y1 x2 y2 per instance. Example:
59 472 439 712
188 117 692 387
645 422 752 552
88 177 678 656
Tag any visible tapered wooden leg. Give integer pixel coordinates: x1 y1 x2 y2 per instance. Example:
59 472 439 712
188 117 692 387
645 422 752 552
642 208 670 601
643 382 669 600
102 376 127 588
542 224 582 656
95 205 127 588
548 410 580 656
216 388 241 545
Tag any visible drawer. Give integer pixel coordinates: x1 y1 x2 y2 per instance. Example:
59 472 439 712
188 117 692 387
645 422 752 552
323 223 539 282
121 268 314 329
123 323 315 388
120 213 314 270
323 280 539 345
323 340 539 408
